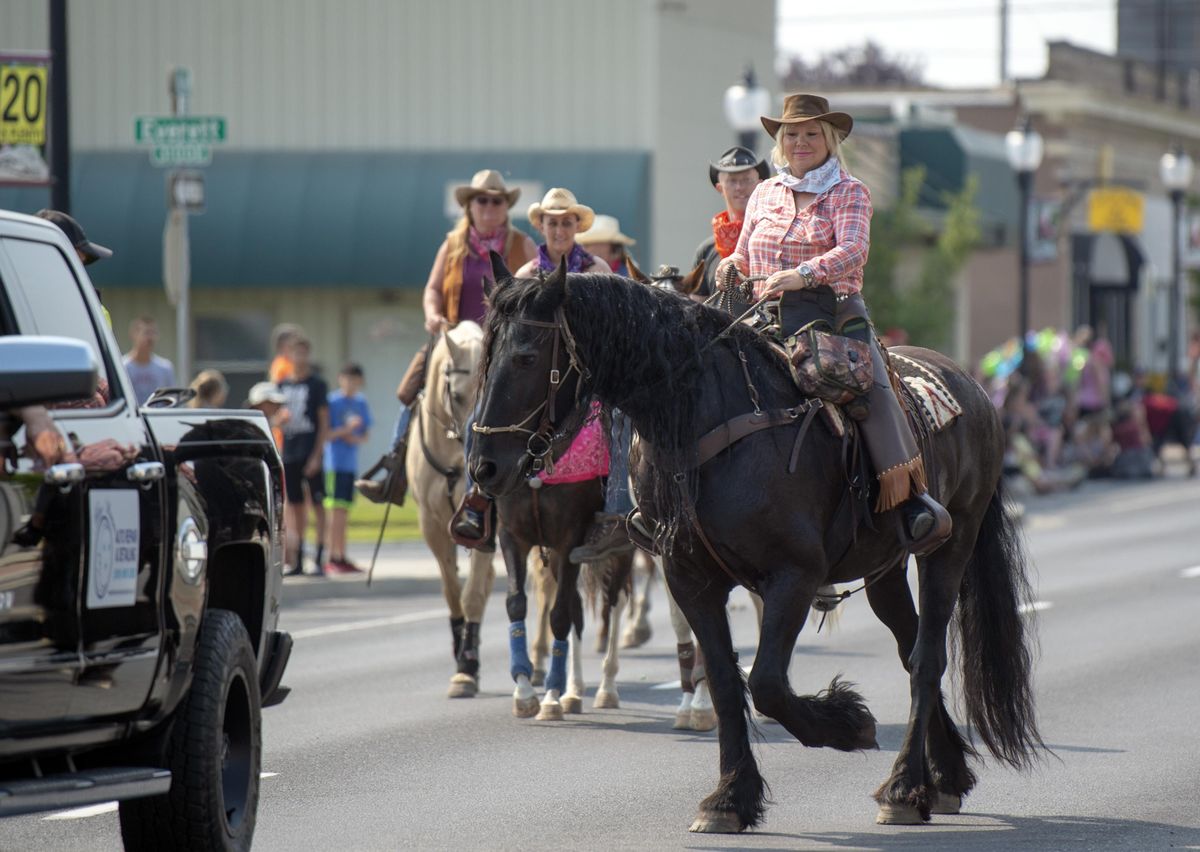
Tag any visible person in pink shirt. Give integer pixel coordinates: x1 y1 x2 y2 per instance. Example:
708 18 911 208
715 93 950 555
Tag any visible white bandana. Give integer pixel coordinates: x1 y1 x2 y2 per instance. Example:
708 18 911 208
776 156 842 195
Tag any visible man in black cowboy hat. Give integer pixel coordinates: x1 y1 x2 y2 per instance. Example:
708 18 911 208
690 146 769 297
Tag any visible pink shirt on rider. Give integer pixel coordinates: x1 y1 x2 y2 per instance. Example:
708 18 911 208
727 167 871 299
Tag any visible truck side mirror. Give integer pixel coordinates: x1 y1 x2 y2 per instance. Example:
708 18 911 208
0 337 99 407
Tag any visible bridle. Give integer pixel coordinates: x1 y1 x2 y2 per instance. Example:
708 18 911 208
471 305 591 478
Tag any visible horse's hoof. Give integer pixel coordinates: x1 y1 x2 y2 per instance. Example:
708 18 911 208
620 622 652 649
513 695 540 719
593 689 619 709
673 710 691 730
531 667 546 687
690 707 718 732
536 699 564 721
875 803 925 825
689 810 745 834
447 673 477 699
562 693 583 714
931 793 962 815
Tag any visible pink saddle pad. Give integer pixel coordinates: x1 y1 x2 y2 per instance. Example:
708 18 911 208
539 404 610 485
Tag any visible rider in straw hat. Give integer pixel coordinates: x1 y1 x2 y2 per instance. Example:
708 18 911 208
452 187 609 548
577 213 643 279
712 93 951 556
357 169 536 507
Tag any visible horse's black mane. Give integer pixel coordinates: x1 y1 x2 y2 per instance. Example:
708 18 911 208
483 271 791 547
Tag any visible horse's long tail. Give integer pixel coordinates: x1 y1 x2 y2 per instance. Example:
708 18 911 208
954 480 1044 769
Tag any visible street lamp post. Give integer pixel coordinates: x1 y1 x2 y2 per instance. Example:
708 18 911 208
1005 115 1044 373
1159 144 1193 387
723 67 770 153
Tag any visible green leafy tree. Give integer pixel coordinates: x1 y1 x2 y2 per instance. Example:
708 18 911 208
865 166 981 352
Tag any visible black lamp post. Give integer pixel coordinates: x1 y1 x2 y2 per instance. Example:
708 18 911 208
1159 144 1193 387
1005 115 1044 372
723 67 770 153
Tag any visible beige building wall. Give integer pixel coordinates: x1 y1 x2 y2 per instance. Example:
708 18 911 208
3 0 775 269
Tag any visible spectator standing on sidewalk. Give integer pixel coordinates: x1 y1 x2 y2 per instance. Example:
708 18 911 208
323 363 373 574
245 381 290 451
280 335 330 575
269 323 303 384
123 316 176 405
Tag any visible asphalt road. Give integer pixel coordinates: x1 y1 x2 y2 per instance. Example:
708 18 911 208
4 474 1199 851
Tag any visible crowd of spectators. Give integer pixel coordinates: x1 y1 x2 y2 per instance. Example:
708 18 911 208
985 326 1199 497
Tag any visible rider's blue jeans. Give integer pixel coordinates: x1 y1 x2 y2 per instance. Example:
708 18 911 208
604 409 634 515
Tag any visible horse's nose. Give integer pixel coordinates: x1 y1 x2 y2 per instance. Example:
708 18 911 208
471 457 499 489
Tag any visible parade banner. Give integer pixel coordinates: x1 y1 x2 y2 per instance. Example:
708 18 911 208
0 52 51 185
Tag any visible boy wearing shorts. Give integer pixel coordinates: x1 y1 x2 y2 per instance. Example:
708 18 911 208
324 363 372 574
280 336 329 575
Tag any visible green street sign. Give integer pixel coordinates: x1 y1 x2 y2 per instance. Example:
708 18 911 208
134 116 226 146
151 144 211 167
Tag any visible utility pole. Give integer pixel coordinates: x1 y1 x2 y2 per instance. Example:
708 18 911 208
48 0 70 212
999 0 1009 84
165 68 192 383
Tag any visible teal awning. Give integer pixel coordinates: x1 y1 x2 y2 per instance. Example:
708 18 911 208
0 150 651 289
899 126 1018 247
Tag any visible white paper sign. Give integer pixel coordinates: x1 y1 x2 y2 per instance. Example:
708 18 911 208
87 490 140 609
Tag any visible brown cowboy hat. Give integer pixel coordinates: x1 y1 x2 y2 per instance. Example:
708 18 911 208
453 169 521 208
760 93 853 138
527 187 595 232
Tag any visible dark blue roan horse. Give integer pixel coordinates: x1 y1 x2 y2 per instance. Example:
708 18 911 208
469 256 1042 833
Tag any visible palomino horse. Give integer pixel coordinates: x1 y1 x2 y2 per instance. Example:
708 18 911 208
407 322 495 698
470 258 1042 833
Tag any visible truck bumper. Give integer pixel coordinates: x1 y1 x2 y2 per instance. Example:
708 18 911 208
260 630 293 708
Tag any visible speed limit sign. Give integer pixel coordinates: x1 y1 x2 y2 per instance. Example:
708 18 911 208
0 52 51 185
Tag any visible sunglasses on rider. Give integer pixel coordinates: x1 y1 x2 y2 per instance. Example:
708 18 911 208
472 195 506 207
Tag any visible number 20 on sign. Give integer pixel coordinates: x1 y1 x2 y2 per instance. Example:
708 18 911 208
0 64 48 146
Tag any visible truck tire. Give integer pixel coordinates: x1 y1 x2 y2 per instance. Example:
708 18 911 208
119 609 262 852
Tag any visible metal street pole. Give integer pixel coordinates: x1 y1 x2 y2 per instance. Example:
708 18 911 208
1018 169 1032 372
170 68 192 383
1169 188 1183 386
48 0 70 212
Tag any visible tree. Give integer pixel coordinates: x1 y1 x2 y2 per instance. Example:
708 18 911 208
865 166 981 352
782 40 925 90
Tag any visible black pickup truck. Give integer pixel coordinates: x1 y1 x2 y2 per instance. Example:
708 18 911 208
0 209 291 850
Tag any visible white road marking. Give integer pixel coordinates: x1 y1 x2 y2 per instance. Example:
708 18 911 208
1018 600 1053 614
651 679 682 691
289 608 447 640
43 802 117 820
1028 514 1067 531
1181 566 1200 579
261 772 278 779
1105 491 1189 514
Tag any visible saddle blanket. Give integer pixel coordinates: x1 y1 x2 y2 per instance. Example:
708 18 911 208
891 352 963 434
540 403 610 485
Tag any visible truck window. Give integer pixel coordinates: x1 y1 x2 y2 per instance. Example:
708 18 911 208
2 237 114 398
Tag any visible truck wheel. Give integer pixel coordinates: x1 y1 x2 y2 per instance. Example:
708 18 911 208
119 609 262 852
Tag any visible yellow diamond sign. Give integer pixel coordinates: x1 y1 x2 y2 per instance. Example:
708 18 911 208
1087 187 1144 234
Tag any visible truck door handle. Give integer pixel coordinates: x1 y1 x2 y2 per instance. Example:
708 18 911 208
45 462 85 490
127 461 166 484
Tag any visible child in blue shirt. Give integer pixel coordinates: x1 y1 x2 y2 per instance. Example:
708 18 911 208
324 363 372 574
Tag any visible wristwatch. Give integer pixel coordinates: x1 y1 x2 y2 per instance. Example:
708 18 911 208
797 262 816 287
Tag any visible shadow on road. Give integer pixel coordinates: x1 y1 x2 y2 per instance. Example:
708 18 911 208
687 814 1200 851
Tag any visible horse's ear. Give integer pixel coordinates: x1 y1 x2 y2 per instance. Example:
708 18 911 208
542 254 568 301
680 260 705 295
442 327 461 362
489 250 512 284
625 250 650 284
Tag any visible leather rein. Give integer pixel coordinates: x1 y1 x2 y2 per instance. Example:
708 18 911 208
418 345 473 513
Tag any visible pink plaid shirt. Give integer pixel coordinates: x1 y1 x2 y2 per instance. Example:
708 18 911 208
728 167 872 298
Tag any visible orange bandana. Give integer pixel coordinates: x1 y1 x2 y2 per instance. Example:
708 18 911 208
712 211 743 259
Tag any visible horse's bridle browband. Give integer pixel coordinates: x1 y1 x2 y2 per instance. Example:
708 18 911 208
471 306 591 477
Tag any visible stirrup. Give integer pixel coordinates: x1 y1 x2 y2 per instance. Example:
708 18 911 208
624 509 659 555
354 441 407 506
898 493 952 557
450 490 496 552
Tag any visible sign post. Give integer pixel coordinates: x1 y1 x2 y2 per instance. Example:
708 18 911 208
134 68 225 383
0 51 52 185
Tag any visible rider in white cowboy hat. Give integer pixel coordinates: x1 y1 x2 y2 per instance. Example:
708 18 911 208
452 187 610 547
577 214 643 278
